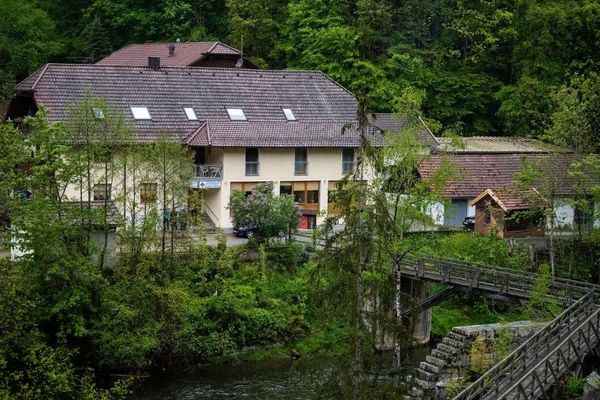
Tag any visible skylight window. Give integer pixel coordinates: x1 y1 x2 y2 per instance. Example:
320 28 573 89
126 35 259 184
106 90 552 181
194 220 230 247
92 107 105 119
184 107 197 120
282 108 296 121
130 106 151 120
226 108 247 121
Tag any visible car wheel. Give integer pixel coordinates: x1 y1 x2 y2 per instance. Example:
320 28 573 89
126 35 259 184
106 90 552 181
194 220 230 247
246 231 255 239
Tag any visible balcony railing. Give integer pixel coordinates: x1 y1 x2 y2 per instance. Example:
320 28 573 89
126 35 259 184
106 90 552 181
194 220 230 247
194 164 223 180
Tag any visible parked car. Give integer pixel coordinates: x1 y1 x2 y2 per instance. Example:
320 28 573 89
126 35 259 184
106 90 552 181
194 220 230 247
233 223 260 238
463 216 475 230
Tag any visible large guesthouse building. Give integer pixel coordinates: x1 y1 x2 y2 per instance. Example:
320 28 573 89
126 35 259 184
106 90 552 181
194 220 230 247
6 41 436 230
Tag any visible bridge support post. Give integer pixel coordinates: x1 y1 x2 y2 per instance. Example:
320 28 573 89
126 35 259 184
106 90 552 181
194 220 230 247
405 278 432 344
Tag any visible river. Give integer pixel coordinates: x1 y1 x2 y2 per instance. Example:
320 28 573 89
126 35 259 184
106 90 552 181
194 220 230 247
131 345 432 399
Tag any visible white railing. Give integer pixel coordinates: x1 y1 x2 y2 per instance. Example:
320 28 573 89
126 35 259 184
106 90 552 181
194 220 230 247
194 164 223 180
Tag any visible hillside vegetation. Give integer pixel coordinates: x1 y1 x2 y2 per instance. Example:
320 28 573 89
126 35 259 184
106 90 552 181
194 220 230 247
1 0 600 138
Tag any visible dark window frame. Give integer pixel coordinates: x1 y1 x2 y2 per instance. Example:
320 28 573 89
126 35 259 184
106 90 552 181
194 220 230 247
245 148 259 176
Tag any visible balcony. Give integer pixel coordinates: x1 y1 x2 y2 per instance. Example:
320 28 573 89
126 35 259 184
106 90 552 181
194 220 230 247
190 164 223 189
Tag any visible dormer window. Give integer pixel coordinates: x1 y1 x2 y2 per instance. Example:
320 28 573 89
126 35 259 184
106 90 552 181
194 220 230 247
226 107 247 121
92 107 105 119
282 108 296 121
184 107 197 120
130 106 151 120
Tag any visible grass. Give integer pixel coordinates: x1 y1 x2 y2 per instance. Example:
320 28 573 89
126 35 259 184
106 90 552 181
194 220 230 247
432 296 528 338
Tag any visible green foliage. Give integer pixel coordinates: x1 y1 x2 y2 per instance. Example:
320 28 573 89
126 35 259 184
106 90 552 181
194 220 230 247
432 296 526 337
469 335 487 374
425 232 530 270
229 181 299 243
527 263 561 320
492 324 513 362
0 0 61 98
564 375 586 397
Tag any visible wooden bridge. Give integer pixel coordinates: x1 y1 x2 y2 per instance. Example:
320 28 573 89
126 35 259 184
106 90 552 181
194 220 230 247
400 256 600 400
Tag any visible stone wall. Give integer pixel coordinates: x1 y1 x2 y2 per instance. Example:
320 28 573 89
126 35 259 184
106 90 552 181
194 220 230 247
407 320 547 400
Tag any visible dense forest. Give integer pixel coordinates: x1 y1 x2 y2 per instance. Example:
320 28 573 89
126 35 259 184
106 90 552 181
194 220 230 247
1 0 600 137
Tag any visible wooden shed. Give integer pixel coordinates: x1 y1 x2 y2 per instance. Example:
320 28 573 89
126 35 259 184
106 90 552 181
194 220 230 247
469 188 546 239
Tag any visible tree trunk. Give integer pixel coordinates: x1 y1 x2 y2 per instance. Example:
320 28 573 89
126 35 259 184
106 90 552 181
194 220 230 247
393 257 402 370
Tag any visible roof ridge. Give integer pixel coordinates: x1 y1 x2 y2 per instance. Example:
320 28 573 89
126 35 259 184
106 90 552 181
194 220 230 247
209 41 241 54
31 64 50 91
38 63 329 75
313 70 354 97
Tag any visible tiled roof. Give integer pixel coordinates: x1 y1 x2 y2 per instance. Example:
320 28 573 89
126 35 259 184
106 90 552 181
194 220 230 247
436 136 562 153
369 113 439 148
470 188 546 211
96 41 242 67
15 64 389 147
419 153 585 198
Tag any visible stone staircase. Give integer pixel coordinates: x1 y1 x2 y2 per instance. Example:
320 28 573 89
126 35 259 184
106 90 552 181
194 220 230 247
406 329 470 399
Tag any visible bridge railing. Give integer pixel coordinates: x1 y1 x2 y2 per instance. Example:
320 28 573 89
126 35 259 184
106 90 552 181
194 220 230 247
452 292 596 400
401 255 598 299
508 308 600 399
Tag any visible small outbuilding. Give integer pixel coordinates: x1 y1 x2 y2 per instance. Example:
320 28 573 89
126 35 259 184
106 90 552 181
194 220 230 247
469 188 546 239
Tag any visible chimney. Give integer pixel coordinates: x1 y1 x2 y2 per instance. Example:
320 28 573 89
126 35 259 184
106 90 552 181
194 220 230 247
148 57 161 70
168 43 176 56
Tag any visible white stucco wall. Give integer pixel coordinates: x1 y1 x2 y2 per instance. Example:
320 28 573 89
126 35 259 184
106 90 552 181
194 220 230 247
552 200 575 228
216 147 364 229
426 202 445 226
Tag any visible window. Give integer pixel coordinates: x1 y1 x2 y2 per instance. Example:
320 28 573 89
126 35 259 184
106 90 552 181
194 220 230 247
184 107 197 120
280 183 292 196
231 182 257 197
282 108 296 121
226 107 247 121
342 148 355 174
93 184 111 201
140 183 158 203
294 148 308 175
245 148 259 175
130 106 151 120
291 182 319 206
92 107 104 119
574 205 593 230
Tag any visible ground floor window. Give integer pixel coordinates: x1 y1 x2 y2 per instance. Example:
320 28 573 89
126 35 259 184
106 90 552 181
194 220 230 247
140 183 157 203
93 184 111 201
280 181 319 209
230 182 259 197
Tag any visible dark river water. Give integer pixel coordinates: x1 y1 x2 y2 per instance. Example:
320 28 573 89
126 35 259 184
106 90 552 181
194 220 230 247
131 345 432 400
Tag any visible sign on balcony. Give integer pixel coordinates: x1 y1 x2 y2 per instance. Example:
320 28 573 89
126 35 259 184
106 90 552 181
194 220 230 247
191 180 221 189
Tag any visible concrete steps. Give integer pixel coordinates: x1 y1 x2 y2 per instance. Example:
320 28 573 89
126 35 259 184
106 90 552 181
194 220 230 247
407 328 469 399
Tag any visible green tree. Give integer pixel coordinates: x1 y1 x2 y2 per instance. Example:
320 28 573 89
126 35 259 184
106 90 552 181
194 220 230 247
0 0 61 98
226 0 283 66
229 181 299 244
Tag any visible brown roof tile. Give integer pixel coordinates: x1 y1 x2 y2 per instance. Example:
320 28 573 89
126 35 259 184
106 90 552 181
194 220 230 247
15 64 388 147
369 113 438 148
470 188 546 211
96 42 242 67
419 153 586 198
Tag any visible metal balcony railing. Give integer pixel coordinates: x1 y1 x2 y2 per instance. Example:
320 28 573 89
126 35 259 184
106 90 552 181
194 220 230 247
193 164 223 180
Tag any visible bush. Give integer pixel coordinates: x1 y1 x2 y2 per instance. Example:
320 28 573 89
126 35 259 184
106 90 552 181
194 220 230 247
426 233 530 270
565 375 586 397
